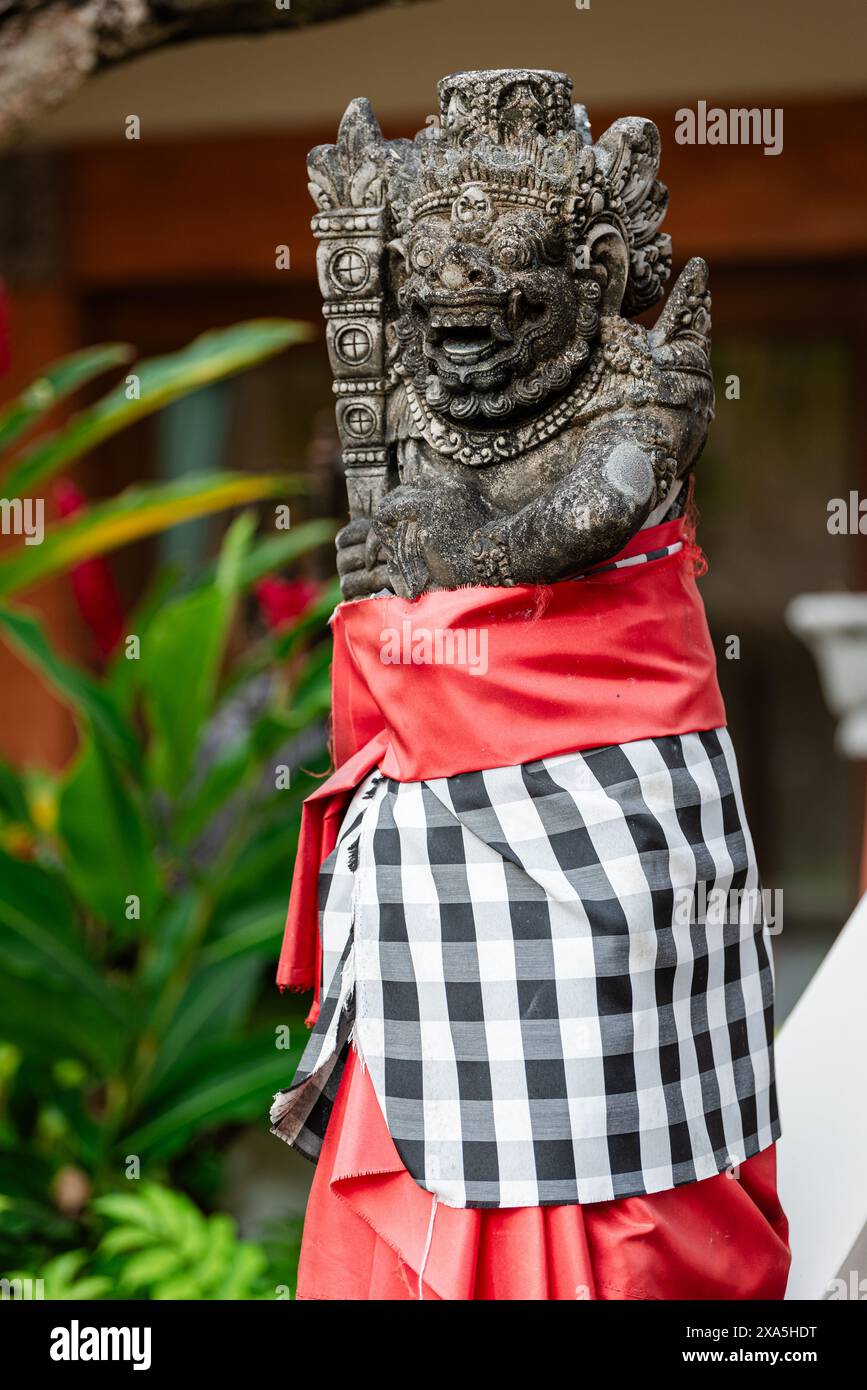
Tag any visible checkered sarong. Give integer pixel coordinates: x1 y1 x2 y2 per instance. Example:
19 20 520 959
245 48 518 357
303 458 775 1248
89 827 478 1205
271 726 779 1208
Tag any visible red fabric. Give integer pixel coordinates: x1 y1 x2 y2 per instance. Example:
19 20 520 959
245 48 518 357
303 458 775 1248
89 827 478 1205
296 1049 790 1301
277 730 389 1003
277 518 723 994
330 517 722 778
281 518 790 1299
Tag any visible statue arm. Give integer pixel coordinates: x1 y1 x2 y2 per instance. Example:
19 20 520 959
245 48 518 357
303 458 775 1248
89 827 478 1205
471 407 685 586
373 405 694 596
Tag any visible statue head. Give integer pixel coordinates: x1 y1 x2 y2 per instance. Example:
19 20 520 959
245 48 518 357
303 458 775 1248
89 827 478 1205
384 70 672 426
394 182 596 423
307 70 676 506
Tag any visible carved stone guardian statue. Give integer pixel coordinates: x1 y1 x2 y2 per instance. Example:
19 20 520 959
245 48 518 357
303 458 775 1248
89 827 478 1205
272 71 788 1305
308 68 711 598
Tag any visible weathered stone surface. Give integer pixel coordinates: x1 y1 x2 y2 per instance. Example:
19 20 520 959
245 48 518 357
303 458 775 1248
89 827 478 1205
309 69 714 599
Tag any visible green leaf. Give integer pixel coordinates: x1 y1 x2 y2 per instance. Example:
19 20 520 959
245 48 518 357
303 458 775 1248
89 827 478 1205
96 1224 157 1257
198 902 287 968
210 1239 266 1300
151 1274 201 1300
0 849 125 1016
143 961 261 1089
61 1276 114 1300
0 343 133 455
134 891 200 998
171 704 313 848
272 580 341 659
0 605 138 769
4 320 312 499
0 472 294 598
93 1182 266 1300
138 510 260 797
213 784 320 918
229 578 340 693
4 1250 114 1300
57 728 160 930
139 1183 201 1237
0 1188 78 1250
0 972 122 1070
214 510 257 599
170 734 259 846
0 757 30 824
123 1038 301 1161
182 519 337 597
92 1192 160 1230
119 1245 184 1291
0 852 77 973
139 588 229 797
141 958 263 1100
288 638 334 712
103 568 180 717
194 1212 237 1291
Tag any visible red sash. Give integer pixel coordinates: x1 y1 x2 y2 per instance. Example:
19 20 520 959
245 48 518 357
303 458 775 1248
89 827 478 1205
276 517 724 1003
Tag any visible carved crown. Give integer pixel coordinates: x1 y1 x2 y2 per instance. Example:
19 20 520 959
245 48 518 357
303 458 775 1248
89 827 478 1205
307 69 673 316
306 72 685 518
437 68 576 144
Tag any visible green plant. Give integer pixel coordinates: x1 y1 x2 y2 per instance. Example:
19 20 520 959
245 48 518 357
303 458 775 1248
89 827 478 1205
3 1182 292 1300
0 327 337 1296
93 1184 269 1299
2 1249 112 1301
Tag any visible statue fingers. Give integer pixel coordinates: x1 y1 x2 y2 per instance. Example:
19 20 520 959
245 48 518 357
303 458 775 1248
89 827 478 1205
339 568 379 601
336 517 372 551
336 543 367 577
367 563 393 592
365 526 387 571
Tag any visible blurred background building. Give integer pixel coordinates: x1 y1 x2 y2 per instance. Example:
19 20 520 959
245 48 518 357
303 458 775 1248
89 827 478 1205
1 0 866 1224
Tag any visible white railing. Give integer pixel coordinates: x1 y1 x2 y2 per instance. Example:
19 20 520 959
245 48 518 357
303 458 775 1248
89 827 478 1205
778 891 867 1299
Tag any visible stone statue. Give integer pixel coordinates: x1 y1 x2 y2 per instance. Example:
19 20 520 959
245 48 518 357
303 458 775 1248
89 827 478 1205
308 67 713 600
275 72 787 1299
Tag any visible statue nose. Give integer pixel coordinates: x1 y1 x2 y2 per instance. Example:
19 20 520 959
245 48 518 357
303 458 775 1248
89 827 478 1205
437 247 493 291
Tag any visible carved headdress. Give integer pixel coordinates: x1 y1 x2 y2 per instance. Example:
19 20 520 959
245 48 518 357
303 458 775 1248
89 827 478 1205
308 69 674 517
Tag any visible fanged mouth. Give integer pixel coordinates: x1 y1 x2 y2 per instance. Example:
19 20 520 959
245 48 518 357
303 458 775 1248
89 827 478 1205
434 324 503 364
419 289 533 368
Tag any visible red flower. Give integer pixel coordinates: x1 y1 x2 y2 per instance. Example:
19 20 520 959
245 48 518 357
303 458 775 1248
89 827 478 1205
255 576 321 631
54 480 124 660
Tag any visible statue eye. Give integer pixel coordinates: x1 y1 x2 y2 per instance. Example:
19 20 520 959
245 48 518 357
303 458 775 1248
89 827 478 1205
411 244 435 272
492 236 531 270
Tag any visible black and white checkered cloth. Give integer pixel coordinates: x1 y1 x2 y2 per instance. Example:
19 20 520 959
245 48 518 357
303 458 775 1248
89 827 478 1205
271 725 779 1208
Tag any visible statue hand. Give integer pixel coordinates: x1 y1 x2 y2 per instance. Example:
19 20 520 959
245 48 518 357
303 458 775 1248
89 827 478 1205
373 483 482 598
336 517 392 601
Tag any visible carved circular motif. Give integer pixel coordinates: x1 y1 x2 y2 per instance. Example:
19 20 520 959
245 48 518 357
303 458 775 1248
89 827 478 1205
328 247 370 292
341 403 377 438
335 324 373 365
